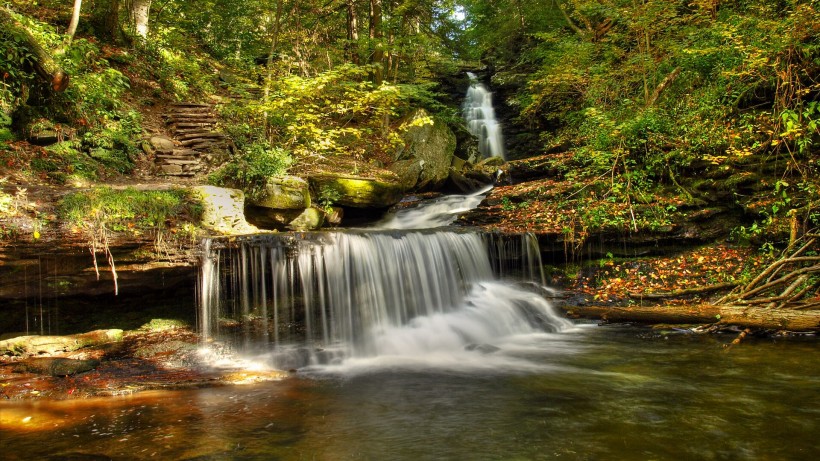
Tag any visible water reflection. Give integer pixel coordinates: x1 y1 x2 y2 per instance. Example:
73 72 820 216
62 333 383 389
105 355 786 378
2 327 818 460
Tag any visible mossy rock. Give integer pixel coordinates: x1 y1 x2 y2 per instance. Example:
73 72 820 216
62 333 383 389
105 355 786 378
390 109 457 191
252 175 311 210
139 318 189 332
287 207 325 230
308 174 403 208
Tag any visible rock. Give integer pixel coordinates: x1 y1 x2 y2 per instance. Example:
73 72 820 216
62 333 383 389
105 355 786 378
139 318 189 332
0 329 124 357
252 176 311 210
391 109 457 190
309 174 403 208
160 164 183 175
465 343 501 354
189 185 258 235
452 123 480 164
245 206 301 230
287 207 325 231
14 358 100 376
477 156 506 168
150 135 176 153
325 206 344 226
448 169 487 193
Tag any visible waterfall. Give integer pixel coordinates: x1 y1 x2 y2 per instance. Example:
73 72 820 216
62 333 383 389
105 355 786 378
463 72 505 160
198 230 570 369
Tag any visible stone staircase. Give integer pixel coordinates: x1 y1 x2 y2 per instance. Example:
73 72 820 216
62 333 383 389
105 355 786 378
153 103 231 177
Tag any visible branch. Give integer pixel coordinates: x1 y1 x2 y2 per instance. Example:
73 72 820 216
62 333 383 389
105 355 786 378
0 7 69 91
629 282 740 300
645 67 681 107
554 0 588 39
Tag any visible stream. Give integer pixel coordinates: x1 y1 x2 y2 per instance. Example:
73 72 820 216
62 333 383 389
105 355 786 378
2 327 818 460
2 77 818 460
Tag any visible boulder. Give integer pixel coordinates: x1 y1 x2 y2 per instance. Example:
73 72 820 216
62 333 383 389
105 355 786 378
189 185 258 235
309 174 403 208
149 135 176 153
287 207 325 231
0 329 124 357
252 175 311 210
390 109 456 190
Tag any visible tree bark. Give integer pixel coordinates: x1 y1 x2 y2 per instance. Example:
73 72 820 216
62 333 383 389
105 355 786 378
562 303 820 331
369 0 384 85
0 7 69 91
129 0 152 38
67 0 83 42
100 0 121 42
346 0 360 64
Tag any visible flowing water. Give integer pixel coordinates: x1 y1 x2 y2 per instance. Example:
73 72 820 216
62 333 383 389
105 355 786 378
463 72 505 160
197 228 557 370
4 84 818 458
2 330 817 460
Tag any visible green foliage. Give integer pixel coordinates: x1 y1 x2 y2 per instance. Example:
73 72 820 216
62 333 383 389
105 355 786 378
0 8 39 112
209 141 292 200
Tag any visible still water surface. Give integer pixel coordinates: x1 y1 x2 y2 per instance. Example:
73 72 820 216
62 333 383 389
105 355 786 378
2 325 818 460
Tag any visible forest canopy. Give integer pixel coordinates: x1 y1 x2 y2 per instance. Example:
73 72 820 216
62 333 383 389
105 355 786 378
1 0 818 237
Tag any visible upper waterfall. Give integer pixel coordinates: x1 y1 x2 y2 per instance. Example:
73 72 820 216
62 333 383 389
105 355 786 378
463 72 505 160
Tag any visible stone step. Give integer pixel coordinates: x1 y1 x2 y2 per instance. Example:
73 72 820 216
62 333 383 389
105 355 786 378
177 132 226 141
172 123 217 129
169 103 211 108
163 159 200 165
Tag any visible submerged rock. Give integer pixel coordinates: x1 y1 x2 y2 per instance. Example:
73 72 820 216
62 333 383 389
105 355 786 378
465 343 501 354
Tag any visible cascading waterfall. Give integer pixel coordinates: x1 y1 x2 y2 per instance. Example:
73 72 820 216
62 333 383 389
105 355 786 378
198 230 570 369
463 72 505 160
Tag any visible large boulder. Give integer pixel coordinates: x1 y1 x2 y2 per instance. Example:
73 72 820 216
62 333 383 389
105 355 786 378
251 175 311 210
190 186 258 235
309 174 403 208
390 109 456 191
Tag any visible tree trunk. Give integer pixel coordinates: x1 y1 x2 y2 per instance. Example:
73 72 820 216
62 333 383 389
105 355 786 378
101 0 121 42
562 304 820 331
67 0 83 42
346 0 360 64
369 0 383 85
0 7 69 91
126 0 152 38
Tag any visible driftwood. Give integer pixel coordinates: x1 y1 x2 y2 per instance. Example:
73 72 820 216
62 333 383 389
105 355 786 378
0 7 69 91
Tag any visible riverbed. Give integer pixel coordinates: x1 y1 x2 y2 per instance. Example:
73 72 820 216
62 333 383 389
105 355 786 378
2 325 817 460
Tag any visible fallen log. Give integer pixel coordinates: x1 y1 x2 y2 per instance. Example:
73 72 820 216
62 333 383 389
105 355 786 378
0 7 69 91
562 304 820 331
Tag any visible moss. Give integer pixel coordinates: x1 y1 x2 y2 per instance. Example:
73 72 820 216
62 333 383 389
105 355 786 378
138 318 189 332
59 187 202 233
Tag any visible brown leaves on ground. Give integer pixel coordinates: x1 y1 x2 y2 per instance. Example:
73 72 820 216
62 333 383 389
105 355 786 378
571 244 769 304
